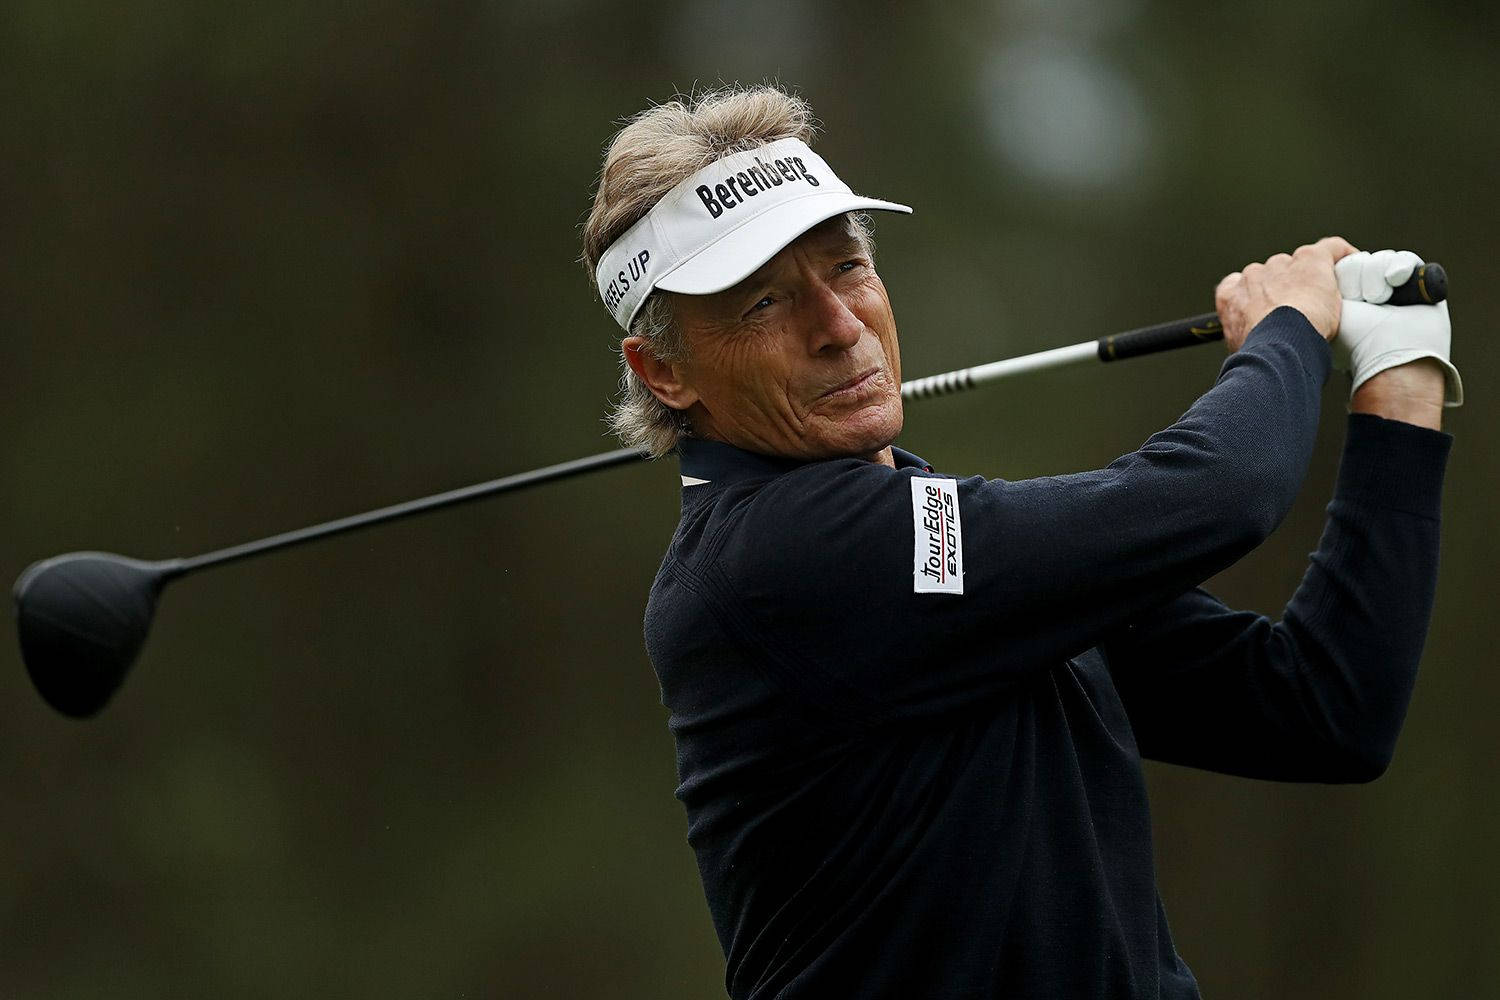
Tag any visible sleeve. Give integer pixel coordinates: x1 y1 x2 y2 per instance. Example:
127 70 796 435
702 307 1334 721
1101 412 1452 782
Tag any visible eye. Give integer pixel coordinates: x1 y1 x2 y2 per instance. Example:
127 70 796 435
743 295 775 318
836 259 864 274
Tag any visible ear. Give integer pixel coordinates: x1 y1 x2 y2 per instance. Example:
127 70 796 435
622 336 700 412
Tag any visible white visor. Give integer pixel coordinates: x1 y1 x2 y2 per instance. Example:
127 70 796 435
595 137 911 331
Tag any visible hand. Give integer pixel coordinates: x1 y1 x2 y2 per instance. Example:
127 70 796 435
1215 236 1358 351
1333 250 1463 408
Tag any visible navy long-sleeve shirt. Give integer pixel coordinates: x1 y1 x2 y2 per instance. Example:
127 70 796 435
642 307 1451 998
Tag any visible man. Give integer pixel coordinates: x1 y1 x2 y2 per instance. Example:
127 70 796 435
582 86 1460 998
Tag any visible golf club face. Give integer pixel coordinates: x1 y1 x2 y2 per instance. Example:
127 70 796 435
13 552 175 718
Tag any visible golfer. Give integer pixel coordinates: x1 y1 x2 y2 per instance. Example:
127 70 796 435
582 85 1460 998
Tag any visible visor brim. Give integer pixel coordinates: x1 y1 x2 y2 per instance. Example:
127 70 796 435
653 193 911 297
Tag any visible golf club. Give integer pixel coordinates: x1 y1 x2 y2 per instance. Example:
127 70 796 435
13 263 1448 718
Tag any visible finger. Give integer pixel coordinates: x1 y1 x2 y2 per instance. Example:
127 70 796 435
1382 249 1423 288
1336 251 1367 300
1362 249 1395 303
1214 276 1241 320
1314 235 1359 262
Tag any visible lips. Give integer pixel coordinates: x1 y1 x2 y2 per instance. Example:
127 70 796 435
819 368 882 400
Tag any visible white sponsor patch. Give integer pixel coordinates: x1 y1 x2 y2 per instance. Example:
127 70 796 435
910 477 964 595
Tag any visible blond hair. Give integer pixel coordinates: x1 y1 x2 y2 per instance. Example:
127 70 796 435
583 85 865 456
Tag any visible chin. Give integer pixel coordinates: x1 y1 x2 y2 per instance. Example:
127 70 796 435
818 398 904 459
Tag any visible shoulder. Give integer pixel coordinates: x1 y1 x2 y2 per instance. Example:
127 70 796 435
692 459 971 596
740 456 944 535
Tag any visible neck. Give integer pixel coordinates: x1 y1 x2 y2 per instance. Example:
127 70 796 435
691 427 896 468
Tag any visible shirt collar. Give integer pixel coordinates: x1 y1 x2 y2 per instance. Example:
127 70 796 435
676 436 932 487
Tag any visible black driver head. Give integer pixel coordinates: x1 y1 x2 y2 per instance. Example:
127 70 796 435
13 552 177 718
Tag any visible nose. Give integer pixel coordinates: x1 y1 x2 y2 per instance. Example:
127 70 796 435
803 279 864 355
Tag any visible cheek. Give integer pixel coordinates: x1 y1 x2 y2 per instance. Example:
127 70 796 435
850 275 893 320
855 287 900 363
692 328 795 400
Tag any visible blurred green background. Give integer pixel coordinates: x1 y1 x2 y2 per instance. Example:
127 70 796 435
3 0 1497 996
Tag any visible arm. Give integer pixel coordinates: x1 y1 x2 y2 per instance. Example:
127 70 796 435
1102 408 1451 781
706 309 1332 720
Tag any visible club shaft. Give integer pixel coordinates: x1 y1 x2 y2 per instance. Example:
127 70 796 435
902 312 1226 400
175 447 649 575
900 341 1103 401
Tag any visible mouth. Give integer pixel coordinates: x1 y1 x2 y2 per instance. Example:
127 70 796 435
818 368 882 401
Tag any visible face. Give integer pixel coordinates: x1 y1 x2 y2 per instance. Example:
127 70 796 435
648 217 904 464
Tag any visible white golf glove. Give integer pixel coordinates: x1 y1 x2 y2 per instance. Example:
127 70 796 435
1333 250 1463 406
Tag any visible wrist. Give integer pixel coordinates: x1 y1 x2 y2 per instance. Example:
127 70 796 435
1350 359 1446 430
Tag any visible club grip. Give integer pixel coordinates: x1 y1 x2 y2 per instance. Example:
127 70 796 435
1097 313 1223 362
1388 261 1447 306
1097 261 1448 363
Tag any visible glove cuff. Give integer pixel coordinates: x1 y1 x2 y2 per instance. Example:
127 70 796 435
1349 350 1464 408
